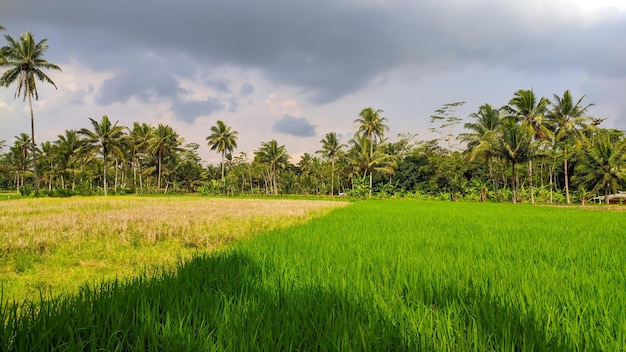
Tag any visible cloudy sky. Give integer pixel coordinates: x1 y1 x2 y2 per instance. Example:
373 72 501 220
1 0 625 164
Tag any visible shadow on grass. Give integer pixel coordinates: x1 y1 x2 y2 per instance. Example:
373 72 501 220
2 250 582 351
1 250 424 351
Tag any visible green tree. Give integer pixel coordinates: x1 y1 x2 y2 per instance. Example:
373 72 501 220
206 120 238 182
347 135 397 194
129 122 153 192
0 31 62 193
490 117 537 203
354 108 389 192
317 132 344 195
79 115 126 195
254 140 289 195
8 133 32 191
150 124 183 192
574 133 626 202
54 129 83 190
429 101 466 154
504 89 551 203
460 103 503 191
547 90 593 204
354 107 388 159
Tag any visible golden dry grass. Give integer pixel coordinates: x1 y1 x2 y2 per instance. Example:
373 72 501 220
0 196 348 302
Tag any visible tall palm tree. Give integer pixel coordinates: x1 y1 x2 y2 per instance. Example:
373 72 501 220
55 129 83 189
79 115 126 195
129 122 153 191
504 89 551 203
317 132 344 195
0 31 62 194
547 90 593 203
10 133 32 191
490 117 537 203
460 104 503 190
354 107 389 192
254 140 289 195
354 107 389 157
206 120 238 181
150 124 183 191
574 133 626 202
347 135 397 193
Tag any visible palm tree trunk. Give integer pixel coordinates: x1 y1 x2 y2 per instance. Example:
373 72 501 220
564 149 571 204
221 152 225 182
27 93 39 194
528 159 534 204
511 162 517 204
331 159 335 196
103 151 108 196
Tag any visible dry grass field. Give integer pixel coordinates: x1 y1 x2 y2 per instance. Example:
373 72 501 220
0 196 347 302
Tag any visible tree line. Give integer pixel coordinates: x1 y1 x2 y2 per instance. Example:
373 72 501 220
1 27 624 203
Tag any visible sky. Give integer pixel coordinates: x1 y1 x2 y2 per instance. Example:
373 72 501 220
1 0 625 164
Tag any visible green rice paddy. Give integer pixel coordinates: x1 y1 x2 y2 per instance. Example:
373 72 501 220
2 199 625 351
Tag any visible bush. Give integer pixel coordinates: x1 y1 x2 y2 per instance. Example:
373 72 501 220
19 184 33 196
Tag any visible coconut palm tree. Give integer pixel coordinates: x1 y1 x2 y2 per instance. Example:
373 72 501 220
206 120 238 182
0 31 62 193
546 90 593 203
129 122 153 191
317 132 344 195
354 107 388 157
79 115 126 195
574 133 626 202
347 135 397 194
9 133 32 191
490 117 537 203
54 129 83 189
460 103 503 190
254 140 289 195
504 89 551 203
354 108 389 192
150 124 183 192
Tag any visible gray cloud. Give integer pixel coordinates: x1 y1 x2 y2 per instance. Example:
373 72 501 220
239 83 254 97
4 0 624 105
272 114 316 137
206 78 231 93
171 98 225 123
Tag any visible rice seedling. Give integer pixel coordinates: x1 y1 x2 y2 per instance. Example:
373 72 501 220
2 199 625 351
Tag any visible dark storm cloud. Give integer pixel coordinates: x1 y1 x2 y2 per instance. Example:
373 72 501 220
3 0 626 103
272 114 316 137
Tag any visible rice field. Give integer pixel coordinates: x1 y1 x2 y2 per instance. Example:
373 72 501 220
2 199 625 351
0 196 347 302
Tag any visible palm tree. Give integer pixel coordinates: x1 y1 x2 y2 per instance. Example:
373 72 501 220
547 90 593 203
354 107 389 157
490 117 537 203
9 133 32 191
347 135 397 193
0 31 62 194
354 108 389 192
55 129 83 189
574 133 626 202
129 122 153 191
79 115 126 195
206 120 238 181
253 140 289 195
150 124 183 191
504 89 551 203
317 132 344 195
460 104 503 190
